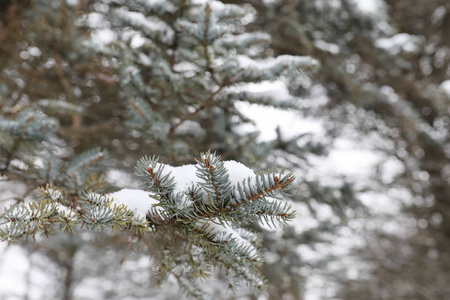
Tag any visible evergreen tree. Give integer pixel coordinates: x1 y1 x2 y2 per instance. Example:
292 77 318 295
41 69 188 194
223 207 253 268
230 0 450 298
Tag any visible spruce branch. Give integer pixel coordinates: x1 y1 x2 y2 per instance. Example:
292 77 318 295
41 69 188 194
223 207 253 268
1 151 296 296
66 147 105 175
195 151 233 205
135 155 176 195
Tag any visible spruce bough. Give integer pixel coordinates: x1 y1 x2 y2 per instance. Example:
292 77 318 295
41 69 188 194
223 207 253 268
1 152 295 294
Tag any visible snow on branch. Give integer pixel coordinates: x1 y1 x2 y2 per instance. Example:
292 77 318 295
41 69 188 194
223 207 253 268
233 55 320 83
0 152 296 291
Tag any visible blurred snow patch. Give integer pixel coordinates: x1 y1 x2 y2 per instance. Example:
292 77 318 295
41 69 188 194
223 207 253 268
173 120 206 137
236 101 324 142
86 12 104 28
352 0 386 16
116 9 173 37
310 138 380 181
314 40 340 55
246 80 290 99
375 33 424 55
91 29 115 45
106 169 138 188
431 6 447 26
439 80 450 98
380 157 405 184
0 181 28 207
359 192 399 214
0 244 29 298
380 85 400 103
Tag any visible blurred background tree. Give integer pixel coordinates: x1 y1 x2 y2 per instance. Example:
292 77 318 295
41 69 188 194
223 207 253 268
1 0 449 299
227 0 449 298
